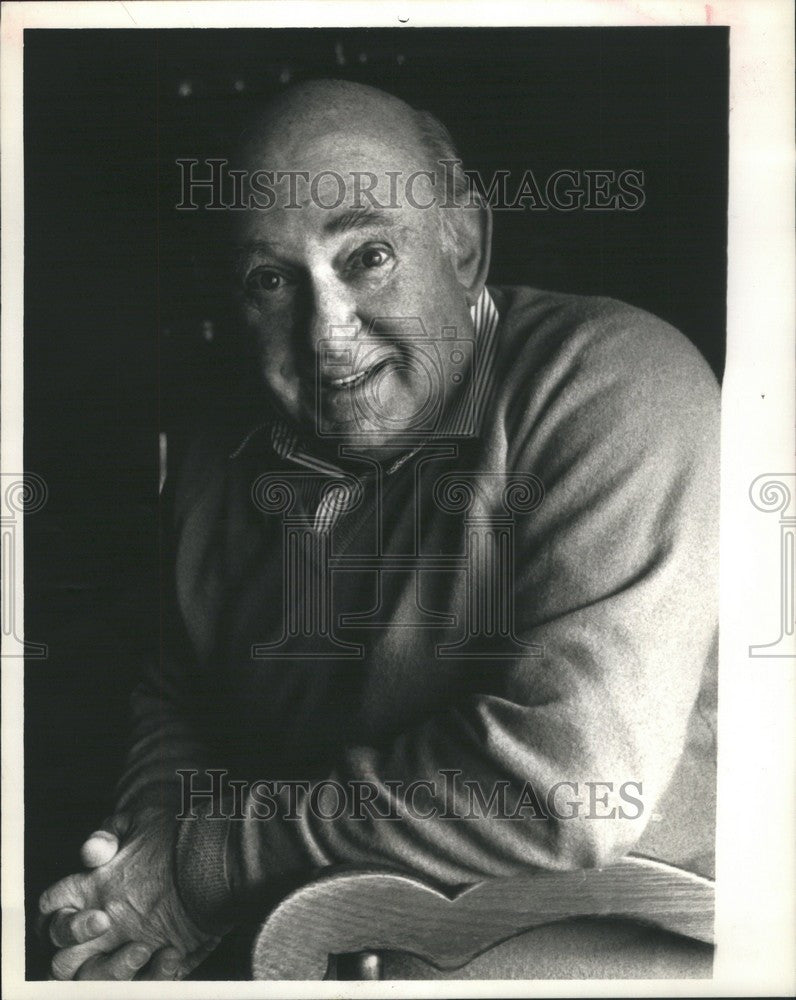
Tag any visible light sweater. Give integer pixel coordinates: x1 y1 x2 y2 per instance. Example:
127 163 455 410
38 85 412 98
116 285 719 931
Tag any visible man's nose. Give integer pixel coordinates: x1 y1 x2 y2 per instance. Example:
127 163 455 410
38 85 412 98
307 273 361 355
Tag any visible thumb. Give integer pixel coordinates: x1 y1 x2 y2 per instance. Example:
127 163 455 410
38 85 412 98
79 813 130 869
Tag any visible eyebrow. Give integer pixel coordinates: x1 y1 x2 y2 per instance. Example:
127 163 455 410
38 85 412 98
323 207 396 236
234 239 281 258
232 208 400 261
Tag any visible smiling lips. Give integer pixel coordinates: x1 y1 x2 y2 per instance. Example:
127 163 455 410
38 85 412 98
327 368 372 389
324 357 392 390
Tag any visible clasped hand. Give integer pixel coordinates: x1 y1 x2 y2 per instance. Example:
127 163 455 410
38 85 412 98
39 807 220 980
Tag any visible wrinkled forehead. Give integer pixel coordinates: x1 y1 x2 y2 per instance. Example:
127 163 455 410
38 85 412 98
232 126 443 241
246 126 433 203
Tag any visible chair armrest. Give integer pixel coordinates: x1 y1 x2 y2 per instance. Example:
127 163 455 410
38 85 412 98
251 856 714 980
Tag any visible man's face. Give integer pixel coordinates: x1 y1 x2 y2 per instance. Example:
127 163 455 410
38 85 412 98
231 130 474 458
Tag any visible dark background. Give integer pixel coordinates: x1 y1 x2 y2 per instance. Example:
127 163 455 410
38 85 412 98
23 27 728 978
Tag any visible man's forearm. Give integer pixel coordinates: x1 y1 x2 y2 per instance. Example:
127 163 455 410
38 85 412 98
173 663 681 929
115 681 210 816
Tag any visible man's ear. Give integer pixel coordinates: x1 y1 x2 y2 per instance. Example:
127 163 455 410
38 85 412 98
449 197 492 306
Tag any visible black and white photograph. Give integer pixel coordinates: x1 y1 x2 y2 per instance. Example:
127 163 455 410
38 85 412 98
2 2 794 995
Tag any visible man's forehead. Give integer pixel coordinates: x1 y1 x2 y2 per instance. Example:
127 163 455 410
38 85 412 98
231 147 442 245
243 126 428 178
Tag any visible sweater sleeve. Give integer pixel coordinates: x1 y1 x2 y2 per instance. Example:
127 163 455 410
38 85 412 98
114 465 213 819
175 303 720 930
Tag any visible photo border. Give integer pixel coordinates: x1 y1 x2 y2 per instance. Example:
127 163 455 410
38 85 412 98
2 2 793 997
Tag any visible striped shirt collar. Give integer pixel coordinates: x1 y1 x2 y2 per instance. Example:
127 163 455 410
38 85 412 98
230 286 500 474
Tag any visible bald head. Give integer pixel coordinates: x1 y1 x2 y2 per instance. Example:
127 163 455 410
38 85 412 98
239 78 435 172
231 78 471 255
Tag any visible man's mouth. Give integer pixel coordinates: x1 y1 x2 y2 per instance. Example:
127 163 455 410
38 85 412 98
323 358 392 391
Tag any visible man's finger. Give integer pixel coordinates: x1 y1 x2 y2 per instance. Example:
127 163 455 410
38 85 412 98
49 908 111 948
36 905 71 942
80 830 119 869
50 937 113 981
137 947 182 981
74 942 153 981
79 813 131 868
39 873 89 915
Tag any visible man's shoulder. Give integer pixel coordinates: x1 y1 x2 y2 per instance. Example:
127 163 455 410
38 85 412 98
487 283 720 428
491 284 714 375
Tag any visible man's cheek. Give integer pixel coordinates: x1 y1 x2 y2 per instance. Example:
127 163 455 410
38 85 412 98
359 266 420 317
262 361 300 409
243 297 294 335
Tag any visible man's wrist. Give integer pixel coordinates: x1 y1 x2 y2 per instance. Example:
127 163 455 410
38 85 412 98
174 807 235 935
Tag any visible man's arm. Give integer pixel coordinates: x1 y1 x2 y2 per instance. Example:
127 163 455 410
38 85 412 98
113 452 220 815
176 306 720 928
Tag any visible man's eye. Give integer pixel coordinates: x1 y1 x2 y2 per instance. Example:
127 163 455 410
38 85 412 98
246 269 284 293
352 246 392 271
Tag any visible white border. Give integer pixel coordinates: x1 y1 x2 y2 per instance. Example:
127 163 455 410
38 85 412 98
2 1 794 997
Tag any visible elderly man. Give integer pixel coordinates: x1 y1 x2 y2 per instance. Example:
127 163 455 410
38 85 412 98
39 79 719 981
